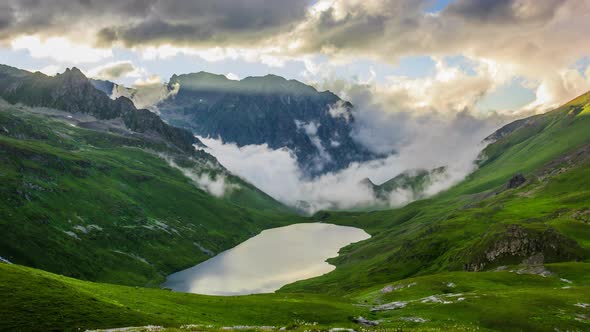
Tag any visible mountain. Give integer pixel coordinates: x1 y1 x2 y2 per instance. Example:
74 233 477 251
90 78 140 104
0 65 197 153
155 72 377 176
290 91 590 295
361 166 447 202
3 63 590 331
0 65 297 286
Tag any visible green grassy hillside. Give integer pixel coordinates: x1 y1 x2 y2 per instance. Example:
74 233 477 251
0 103 298 287
2 262 588 331
283 92 590 294
3 83 590 331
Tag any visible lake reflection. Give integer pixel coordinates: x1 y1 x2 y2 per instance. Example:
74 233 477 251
162 223 370 295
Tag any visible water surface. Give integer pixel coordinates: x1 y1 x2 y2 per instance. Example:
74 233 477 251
162 223 370 295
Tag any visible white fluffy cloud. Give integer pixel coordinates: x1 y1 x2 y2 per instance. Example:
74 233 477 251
288 0 590 111
88 61 145 80
3 0 589 111
160 154 238 198
110 79 179 112
198 75 509 213
11 36 112 63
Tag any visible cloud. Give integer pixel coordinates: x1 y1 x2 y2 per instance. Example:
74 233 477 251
287 0 590 109
446 0 563 23
159 154 238 198
86 60 179 111
523 66 590 112
2 0 588 111
133 74 162 86
138 45 296 68
200 119 491 214
30 64 61 76
225 72 240 81
110 79 179 112
10 35 112 63
300 57 510 155
328 100 352 122
88 61 140 80
0 0 155 44
294 120 333 172
94 0 309 47
197 73 512 214
0 0 309 48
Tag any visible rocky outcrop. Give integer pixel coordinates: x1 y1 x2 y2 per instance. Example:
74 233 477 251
0 65 198 153
464 224 582 271
507 174 526 189
484 117 531 142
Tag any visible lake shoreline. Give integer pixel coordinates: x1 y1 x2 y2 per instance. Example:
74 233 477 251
162 223 370 296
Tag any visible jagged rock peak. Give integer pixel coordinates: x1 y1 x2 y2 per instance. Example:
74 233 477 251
57 67 89 85
62 67 86 78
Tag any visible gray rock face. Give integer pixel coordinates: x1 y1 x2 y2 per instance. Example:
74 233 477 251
507 174 526 189
464 224 582 271
0 65 198 153
484 117 531 142
157 72 377 176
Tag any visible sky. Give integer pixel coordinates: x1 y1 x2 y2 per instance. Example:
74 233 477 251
1 0 589 114
1 0 590 212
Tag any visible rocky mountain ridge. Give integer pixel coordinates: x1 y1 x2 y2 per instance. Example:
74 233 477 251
154 72 378 176
0 65 198 153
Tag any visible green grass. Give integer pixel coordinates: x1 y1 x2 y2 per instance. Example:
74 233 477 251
0 263 362 331
3 91 590 331
0 105 301 287
2 262 589 331
282 93 590 294
352 262 590 331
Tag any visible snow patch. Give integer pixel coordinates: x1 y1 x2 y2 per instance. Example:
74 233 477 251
63 231 80 240
112 250 150 265
73 224 103 234
194 242 215 256
328 101 351 122
141 219 179 235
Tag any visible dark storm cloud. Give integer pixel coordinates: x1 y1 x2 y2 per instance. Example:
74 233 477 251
445 0 564 23
0 0 310 46
97 19 214 47
97 0 310 46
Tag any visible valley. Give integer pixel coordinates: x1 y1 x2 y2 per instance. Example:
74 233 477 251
2 2 590 331
1 65 589 331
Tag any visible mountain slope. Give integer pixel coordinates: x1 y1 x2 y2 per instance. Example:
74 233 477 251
361 167 447 203
3 64 590 331
283 91 590 293
0 263 360 331
3 260 589 331
0 65 298 286
0 65 198 153
155 72 376 176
